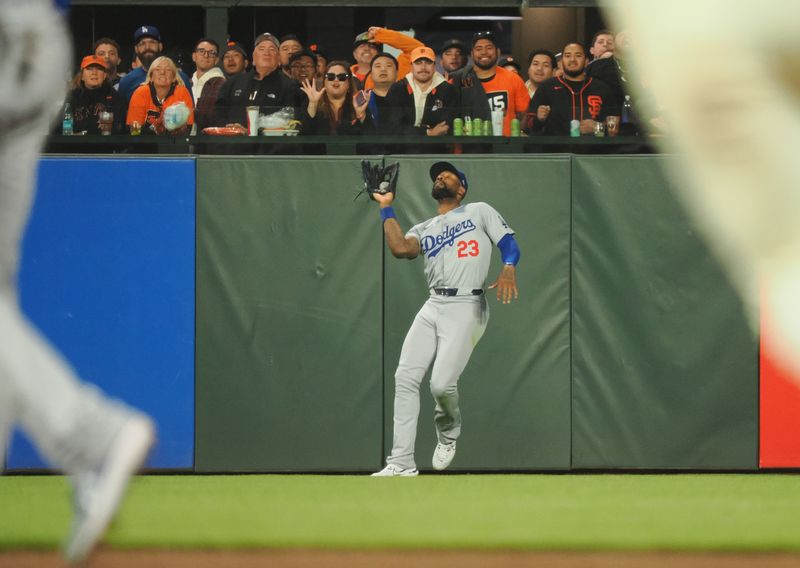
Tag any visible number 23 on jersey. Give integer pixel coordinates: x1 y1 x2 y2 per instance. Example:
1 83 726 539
457 239 479 258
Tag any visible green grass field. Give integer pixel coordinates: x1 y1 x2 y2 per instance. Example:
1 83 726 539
2 474 799 551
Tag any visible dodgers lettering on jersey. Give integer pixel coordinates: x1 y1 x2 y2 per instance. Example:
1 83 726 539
421 219 477 258
406 202 513 291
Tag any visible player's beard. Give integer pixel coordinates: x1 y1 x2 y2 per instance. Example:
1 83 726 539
431 180 456 201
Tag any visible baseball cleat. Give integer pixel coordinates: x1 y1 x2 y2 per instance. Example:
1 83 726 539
64 414 155 564
432 442 456 471
371 464 419 477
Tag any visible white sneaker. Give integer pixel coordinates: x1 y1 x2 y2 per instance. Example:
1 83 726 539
432 442 456 471
371 463 419 477
64 414 155 563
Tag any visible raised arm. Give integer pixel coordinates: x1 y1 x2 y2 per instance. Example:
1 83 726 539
372 191 420 259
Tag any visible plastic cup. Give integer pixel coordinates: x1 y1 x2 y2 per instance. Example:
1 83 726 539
246 106 259 137
99 111 113 135
491 110 504 136
605 115 619 137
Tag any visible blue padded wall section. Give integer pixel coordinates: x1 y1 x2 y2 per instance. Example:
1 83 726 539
6 157 195 470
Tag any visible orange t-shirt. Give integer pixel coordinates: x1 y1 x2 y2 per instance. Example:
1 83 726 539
478 66 530 135
127 83 195 131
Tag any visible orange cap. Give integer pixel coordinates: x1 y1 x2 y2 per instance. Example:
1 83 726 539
410 46 436 63
81 55 107 70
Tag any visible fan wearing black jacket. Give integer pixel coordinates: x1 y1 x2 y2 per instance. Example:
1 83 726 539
62 55 127 134
383 46 457 139
213 32 303 129
525 42 618 136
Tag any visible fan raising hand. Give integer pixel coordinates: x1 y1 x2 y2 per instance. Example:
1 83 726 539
301 78 324 105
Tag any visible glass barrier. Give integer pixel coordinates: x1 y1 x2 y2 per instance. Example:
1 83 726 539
45 134 657 155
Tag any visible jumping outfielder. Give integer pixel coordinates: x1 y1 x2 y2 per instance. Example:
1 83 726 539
371 162 520 476
0 1 154 562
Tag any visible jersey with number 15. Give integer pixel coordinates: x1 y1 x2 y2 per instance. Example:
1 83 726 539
406 202 515 291
479 66 531 136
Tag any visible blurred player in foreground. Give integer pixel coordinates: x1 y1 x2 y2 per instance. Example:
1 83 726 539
602 0 800 382
0 1 155 563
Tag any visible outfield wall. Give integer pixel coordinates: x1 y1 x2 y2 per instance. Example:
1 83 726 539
5 155 795 472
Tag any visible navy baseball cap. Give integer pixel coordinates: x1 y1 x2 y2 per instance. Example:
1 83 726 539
430 162 468 191
134 25 161 43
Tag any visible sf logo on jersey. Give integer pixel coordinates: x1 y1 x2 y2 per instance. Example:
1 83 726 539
486 92 509 112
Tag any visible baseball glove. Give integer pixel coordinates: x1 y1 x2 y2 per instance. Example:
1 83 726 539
359 160 400 201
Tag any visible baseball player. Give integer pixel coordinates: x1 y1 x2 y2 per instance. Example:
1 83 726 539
0 1 154 562
371 162 520 476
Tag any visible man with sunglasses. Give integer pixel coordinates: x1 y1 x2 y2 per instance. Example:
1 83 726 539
371 161 520 476
449 30 530 136
213 32 304 134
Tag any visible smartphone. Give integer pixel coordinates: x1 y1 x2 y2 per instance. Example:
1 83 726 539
355 90 368 107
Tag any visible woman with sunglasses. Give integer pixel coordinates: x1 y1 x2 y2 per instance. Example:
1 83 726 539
299 60 372 135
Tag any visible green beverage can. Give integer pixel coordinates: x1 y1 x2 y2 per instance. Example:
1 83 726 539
464 116 472 137
482 119 491 136
453 118 464 136
510 118 521 137
473 118 482 136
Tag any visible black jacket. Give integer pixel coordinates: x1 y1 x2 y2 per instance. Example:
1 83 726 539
213 68 304 128
525 75 616 136
447 64 491 122
63 83 127 135
383 76 458 136
299 101 373 136
587 57 644 135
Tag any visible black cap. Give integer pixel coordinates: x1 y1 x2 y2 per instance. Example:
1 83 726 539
499 56 520 72
430 162 468 191
441 38 467 54
471 30 497 48
308 43 327 60
223 41 247 58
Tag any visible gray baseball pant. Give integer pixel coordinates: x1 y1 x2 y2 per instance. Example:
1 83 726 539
386 295 489 470
0 1 132 475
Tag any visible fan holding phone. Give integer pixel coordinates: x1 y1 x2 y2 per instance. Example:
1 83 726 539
299 60 374 135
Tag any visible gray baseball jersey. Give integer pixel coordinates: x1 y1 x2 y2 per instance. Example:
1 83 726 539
406 202 514 290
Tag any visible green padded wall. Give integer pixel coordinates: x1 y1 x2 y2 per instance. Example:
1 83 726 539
195 157 384 471
382 156 573 470
571 156 758 469
195 154 757 472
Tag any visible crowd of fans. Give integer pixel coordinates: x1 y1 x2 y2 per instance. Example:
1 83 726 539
60 24 653 145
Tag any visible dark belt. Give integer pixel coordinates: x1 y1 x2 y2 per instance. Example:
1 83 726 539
432 288 484 297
